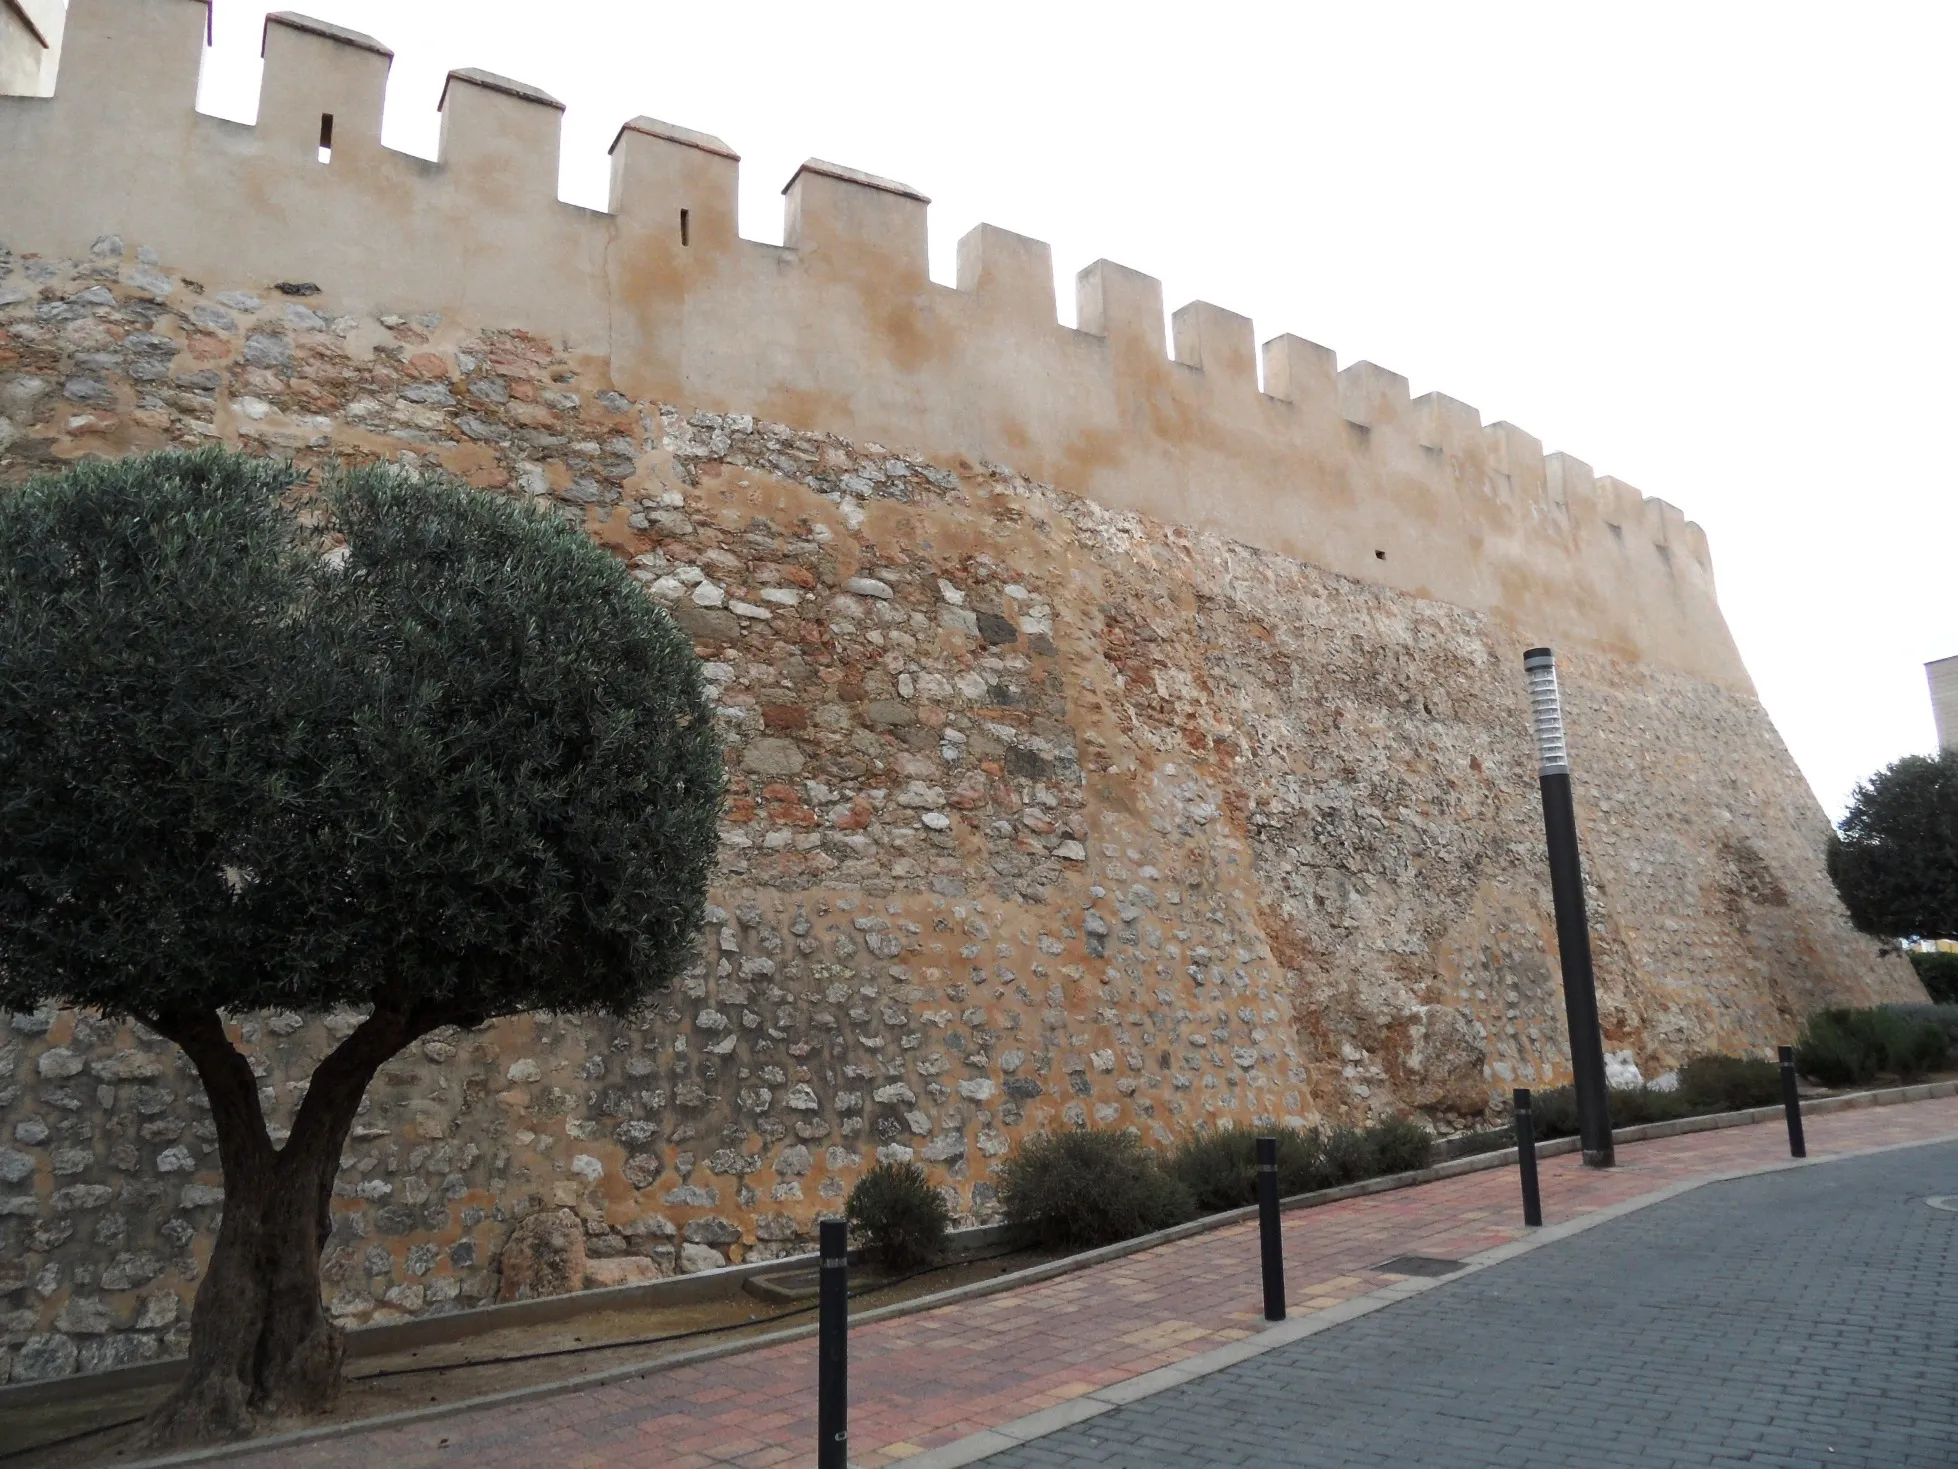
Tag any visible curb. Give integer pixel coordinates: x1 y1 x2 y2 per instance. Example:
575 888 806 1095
27 1079 1958 1468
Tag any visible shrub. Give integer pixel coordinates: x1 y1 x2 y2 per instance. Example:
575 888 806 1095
1167 1126 1325 1212
1797 1007 1950 1086
1885 1002 1958 1047
1909 951 1958 1004
1797 1010 1878 1086
1526 1085 1580 1139
1365 1114 1437 1175
1167 1116 1437 1214
846 1162 951 1272
998 1129 1194 1249
1676 1054 1781 1112
1613 1085 1693 1127
1529 1082 1691 1140
1317 1125 1375 1187
1891 1016 1951 1080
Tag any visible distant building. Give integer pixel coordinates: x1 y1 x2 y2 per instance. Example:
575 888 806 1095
1930 656 1958 751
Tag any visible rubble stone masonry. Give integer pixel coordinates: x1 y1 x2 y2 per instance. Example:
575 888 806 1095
0 242 1920 1382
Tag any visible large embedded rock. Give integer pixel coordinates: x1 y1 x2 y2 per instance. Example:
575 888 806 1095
583 1256 660 1289
496 1208 587 1302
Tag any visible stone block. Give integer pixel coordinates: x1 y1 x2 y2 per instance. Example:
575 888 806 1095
495 1208 585 1302
583 1256 659 1289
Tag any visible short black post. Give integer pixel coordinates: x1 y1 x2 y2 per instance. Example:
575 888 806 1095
1524 648 1614 1168
1514 1088 1543 1227
1256 1135 1286 1321
1778 1045 1807 1159
818 1217 849 1469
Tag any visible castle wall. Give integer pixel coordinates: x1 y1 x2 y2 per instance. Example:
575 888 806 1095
0 0 1750 694
0 244 1920 1383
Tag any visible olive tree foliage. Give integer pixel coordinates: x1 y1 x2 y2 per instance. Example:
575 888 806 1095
0 449 723 1443
1827 748 1958 943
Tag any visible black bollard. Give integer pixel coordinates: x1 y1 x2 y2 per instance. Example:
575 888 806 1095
1778 1045 1807 1159
1514 1088 1543 1227
1256 1135 1286 1321
818 1217 849 1469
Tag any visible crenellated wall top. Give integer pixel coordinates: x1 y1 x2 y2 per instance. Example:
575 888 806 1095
0 0 1750 690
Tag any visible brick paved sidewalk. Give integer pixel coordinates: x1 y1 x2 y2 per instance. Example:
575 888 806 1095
224 1095 1958 1469
984 1140 1958 1469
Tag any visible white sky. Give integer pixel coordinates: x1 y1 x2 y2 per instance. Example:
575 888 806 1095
172 0 1955 819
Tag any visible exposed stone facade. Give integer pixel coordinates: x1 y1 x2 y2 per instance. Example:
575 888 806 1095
0 244 1920 1382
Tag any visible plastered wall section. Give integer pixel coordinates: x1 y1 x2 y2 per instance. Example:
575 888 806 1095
0 244 1921 1381
0 0 1749 692
0 0 63 96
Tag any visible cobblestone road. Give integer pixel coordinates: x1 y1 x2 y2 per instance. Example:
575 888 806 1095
982 1141 1958 1468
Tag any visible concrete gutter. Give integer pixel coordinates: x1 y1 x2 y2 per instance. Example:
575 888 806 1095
12 1078 1955 1463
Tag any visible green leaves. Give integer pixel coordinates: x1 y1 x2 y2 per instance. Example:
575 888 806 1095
1827 749 1958 942
0 449 723 1023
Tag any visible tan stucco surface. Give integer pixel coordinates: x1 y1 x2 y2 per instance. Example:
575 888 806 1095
0 0 1747 691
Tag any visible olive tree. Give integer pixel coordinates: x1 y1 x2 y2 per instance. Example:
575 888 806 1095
0 449 723 1444
1828 749 1958 944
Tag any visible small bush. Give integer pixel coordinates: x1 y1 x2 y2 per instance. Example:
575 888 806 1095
846 1161 951 1272
1798 1007 1949 1086
1526 1085 1580 1139
1530 1082 1691 1140
1616 1086 1694 1127
998 1129 1194 1249
1364 1115 1437 1175
1676 1054 1781 1112
1884 1002 1958 1047
1892 1018 1951 1080
1317 1125 1374 1187
1167 1116 1438 1214
1797 1010 1877 1086
1909 951 1958 1004
1168 1126 1325 1212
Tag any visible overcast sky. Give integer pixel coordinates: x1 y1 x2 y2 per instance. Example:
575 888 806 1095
175 1 1956 818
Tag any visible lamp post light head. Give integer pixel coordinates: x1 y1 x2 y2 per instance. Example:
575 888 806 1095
1523 647 1569 777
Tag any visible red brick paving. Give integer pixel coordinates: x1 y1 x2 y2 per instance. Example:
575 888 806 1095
243 1097 1958 1469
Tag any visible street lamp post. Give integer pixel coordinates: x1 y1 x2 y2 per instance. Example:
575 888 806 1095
1524 647 1615 1168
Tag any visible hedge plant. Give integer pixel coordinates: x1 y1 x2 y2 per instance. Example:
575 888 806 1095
998 1129 1194 1249
1797 1007 1948 1086
846 1161 952 1272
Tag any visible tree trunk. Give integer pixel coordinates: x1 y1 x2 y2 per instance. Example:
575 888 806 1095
138 1001 439 1448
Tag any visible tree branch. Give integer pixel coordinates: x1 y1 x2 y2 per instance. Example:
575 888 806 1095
140 1006 275 1182
283 992 441 1175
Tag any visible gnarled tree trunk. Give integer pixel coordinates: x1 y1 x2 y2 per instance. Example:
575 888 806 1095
137 1000 440 1448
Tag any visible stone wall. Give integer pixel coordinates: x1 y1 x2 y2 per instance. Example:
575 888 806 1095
0 243 1920 1384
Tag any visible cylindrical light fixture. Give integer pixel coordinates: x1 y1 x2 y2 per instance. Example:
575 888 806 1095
1523 648 1614 1168
1525 649 1570 776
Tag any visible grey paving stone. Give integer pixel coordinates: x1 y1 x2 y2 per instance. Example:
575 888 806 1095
980 1143 1958 1469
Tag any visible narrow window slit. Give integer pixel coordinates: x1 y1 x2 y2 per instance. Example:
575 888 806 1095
680 209 690 247
317 113 334 165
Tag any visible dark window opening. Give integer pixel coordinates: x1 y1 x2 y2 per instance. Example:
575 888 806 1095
680 209 690 247
317 113 334 165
